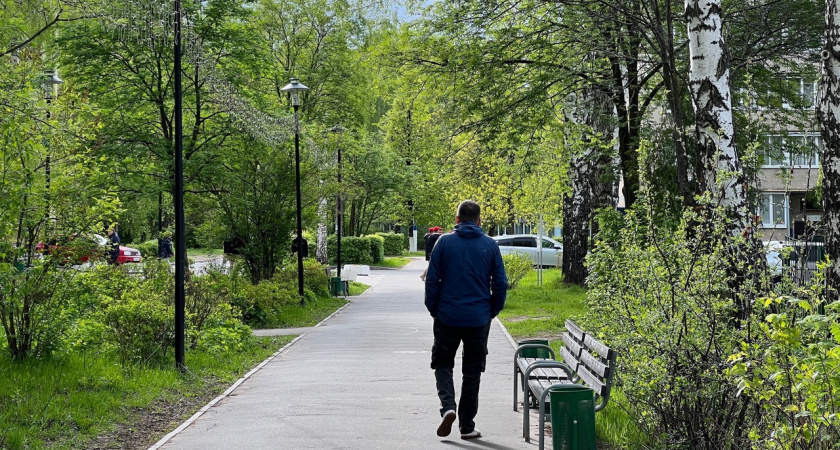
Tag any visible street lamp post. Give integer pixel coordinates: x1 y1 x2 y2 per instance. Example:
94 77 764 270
330 125 345 291
173 0 186 370
281 78 309 303
43 69 63 219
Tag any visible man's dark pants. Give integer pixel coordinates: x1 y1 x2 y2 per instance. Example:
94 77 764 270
431 319 491 434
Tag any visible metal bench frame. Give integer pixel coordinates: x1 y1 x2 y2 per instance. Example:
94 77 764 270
513 319 618 447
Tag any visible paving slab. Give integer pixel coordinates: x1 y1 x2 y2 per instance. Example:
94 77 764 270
155 258 538 450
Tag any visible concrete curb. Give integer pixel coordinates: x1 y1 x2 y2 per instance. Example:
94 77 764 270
494 316 519 349
147 302 352 450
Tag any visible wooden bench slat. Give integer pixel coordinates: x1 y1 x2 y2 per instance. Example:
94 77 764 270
565 319 585 341
561 332 582 357
559 347 580 373
576 364 606 396
584 334 612 360
579 347 609 378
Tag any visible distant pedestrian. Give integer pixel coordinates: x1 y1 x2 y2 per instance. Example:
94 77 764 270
425 200 508 440
158 231 173 261
106 227 120 264
421 226 443 281
291 233 309 258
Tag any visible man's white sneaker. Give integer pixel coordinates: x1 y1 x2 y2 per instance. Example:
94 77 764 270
460 429 482 440
437 410 457 437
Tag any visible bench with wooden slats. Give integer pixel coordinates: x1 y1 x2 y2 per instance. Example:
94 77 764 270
513 319 618 446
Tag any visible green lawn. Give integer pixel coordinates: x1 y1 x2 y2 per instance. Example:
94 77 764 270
187 248 225 258
0 289 349 450
0 336 293 450
372 256 413 268
497 268 644 449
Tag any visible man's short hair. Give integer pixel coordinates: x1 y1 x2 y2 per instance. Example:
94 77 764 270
456 200 481 223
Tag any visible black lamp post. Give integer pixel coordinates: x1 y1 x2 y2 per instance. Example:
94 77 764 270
43 69 63 219
173 0 186 370
330 125 345 289
281 77 309 302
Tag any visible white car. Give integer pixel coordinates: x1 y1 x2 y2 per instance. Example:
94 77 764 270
492 234 563 267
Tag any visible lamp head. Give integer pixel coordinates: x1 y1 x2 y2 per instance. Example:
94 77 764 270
43 69 64 101
280 77 308 107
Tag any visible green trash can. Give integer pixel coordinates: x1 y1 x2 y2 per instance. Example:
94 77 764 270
329 276 345 296
518 339 551 359
548 384 596 450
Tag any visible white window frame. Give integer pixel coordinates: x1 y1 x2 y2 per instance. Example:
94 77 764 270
762 133 821 168
782 77 817 110
758 193 789 228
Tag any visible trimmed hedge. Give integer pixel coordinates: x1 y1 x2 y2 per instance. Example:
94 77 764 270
376 232 404 256
134 239 159 258
364 235 385 263
327 235 373 265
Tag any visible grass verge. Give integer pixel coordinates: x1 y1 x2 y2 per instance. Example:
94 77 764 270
0 335 293 450
497 269 645 448
372 256 412 269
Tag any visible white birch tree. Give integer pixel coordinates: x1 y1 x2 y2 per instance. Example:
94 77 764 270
818 0 840 301
686 0 748 233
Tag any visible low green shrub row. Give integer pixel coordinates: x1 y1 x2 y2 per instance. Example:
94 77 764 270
376 232 404 256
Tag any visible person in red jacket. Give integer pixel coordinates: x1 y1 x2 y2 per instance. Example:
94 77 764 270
425 200 508 440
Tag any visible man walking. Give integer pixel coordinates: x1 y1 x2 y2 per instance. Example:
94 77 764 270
425 200 508 440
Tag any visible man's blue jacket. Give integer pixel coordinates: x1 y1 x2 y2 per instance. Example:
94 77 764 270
424 221 508 327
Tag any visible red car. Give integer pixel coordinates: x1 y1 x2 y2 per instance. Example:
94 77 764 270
36 234 142 265
92 234 143 264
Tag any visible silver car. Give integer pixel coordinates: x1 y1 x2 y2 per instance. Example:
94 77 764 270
492 234 563 267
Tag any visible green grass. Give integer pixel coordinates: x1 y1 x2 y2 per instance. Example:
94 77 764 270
0 335 293 450
497 269 645 448
402 251 425 257
348 281 370 296
263 294 349 328
372 256 412 268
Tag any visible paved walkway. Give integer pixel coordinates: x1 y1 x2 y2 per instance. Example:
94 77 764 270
155 258 536 449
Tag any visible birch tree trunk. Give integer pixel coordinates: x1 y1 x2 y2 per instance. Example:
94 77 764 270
686 0 747 232
563 87 616 286
818 0 840 301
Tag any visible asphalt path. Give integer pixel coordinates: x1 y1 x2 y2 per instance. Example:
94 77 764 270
153 258 539 450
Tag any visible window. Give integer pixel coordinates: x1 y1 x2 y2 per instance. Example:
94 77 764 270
512 238 536 248
762 134 821 168
782 77 818 109
541 239 555 249
759 193 788 228
496 238 514 246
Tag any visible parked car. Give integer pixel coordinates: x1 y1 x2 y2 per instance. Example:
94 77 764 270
92 234 143 264
492 234 563 267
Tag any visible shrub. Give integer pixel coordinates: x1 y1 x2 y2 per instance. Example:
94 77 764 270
501 253 533 290
327 235 373 265
185 269 232 349
195 303 254 354
586 206 769 448
276 258 330 296
103 291 175 366
364 234 385 263
134 239 159 258
377 232 404 256
729 268 840 448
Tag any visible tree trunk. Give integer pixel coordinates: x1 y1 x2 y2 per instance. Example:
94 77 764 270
316 195 328 264
686 0 746 228
687 0 756 320
818 0 840 301
563 87 616 285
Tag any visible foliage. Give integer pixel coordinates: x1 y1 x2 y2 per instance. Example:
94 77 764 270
134 239 159 258
729 268 840 448
377 232 405 256
501 252 533 290
327 235 374 265
103 290 175 366
585 205 768 448
364 234 385 263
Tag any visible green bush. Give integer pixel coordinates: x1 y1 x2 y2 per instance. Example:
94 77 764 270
364 234 385 263
186 269 232 349
134 239 159 258
501 253 533 290
586 205 771 448
377 232 404 256
327 235 373 265
229 276 299 328
103 291 175 366
729 270 840 449
195 303 254 354
276 258 329 296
